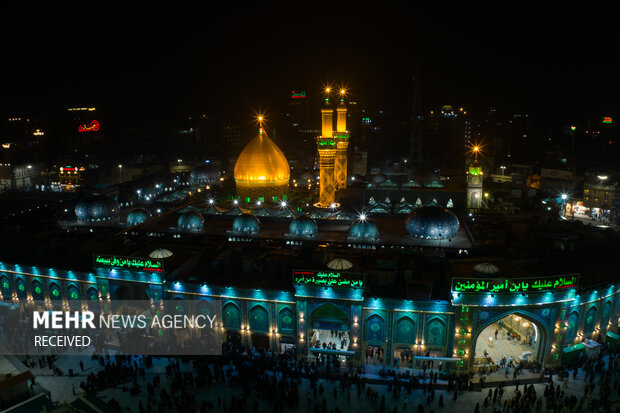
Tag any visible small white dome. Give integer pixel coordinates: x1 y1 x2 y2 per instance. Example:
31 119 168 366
327 258 353 270
149 248 174 259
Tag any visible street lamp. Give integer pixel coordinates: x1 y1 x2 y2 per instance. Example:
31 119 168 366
500 165 506 176
118 164 122 183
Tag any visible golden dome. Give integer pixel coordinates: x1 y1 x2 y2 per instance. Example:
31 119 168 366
234 128 290 184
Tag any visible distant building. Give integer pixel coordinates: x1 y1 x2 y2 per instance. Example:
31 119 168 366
0 164 11 191
350 148 368 177
426 105 471 173
221 125 242 153
583 180 615 211
539 168 574 195
12 163 43 189
56 165 84 190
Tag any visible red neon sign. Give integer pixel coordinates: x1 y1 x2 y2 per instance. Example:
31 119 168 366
78 120 100 132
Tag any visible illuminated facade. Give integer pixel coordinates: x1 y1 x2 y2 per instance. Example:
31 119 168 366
316 92 350 207
57 166 84 190
234 127 290 202
0 260 618 372
466 159 483 210
317 97 337 207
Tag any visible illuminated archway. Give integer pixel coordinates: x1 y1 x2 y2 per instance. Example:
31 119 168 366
395 316 416 344
223 302 241 330
67 284 80 309
15 278 26 300
249 304 269 333
0 274 10 299
278 307 295 335
308 303 351 352
309 303 349 328
86 286 99 310
49 282 61 300
86 286 98 302
564 311 580 344
197 299 215 318
471 310 550 369
583 305 598 337
601 301 612 332
426 317 447 346
365 313 386 343
31 279 44 300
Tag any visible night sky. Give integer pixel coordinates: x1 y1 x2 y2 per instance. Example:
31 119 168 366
2 4 619 126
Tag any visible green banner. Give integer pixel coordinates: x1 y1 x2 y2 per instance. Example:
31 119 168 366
452 274 578 293
293 269 364 288
94 254 164 272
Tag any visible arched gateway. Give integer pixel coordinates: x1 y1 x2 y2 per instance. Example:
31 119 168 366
451 273 579 372
471 310 551 371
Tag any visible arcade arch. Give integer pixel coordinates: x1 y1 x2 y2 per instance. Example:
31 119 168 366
472 311 549 371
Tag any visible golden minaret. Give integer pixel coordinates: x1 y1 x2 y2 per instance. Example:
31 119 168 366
316 89 336 207
334 89 349 190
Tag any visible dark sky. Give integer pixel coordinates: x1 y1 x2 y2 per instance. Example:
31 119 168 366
2 4 619 124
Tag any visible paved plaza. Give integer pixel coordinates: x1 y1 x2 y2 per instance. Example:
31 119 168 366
24 353 620 412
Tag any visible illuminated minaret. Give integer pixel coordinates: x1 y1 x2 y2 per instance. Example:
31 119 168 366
466 146 483 210
334 89 349 190
316 88 336 207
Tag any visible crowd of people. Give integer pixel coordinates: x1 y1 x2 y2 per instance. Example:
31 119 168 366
311 329 350 352
365 346 385 364
25 340 620 412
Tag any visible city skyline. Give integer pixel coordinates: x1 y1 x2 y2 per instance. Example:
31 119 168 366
2 5 619 126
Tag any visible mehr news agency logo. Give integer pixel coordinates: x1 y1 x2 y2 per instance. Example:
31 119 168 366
32 309 218 348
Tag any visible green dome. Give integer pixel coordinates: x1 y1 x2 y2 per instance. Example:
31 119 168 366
127 208 151 226
348 219 380 240
75 195 120 222
288 215 318 237
177 211 204 231
232 213 260 234
405 206 459 239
